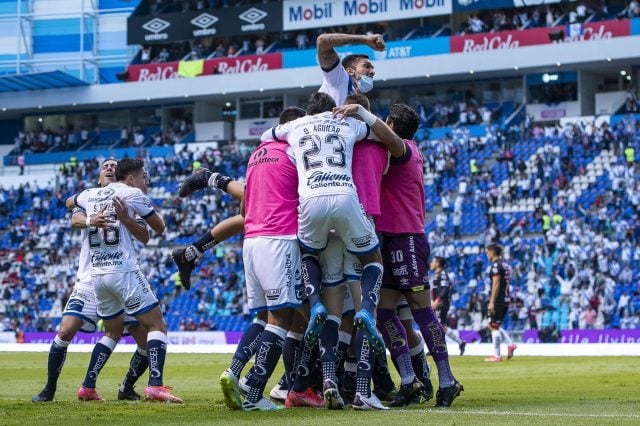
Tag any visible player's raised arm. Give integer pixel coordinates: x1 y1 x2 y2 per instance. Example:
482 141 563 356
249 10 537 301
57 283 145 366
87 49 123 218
316 33 385 70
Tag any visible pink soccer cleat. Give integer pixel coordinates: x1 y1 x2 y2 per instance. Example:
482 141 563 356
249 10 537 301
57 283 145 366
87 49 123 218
484 355 503 362
284 387 325 408
144 385 184 404
507 343 517 360
77 386 104 401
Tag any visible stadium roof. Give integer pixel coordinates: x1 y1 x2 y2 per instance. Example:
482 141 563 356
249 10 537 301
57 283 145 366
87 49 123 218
0 71 89 93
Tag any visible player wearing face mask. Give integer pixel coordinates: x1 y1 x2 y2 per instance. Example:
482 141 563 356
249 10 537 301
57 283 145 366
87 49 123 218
316 32 385 106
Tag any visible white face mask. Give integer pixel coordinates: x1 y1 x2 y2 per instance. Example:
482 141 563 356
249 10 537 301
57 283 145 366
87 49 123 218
357 75 374 93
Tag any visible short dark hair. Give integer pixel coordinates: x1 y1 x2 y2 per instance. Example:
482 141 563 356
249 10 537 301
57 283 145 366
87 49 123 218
342 54 369 70
115 158 144 181
279 106 306 124
345 93 370 111
487 243 503 257
434 256 446 268
387 104 419 140
307 92 336 115
102 158 118 165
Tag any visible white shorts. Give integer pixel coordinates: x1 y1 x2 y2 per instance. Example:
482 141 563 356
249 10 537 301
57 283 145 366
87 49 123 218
63 278 139 332
93 269 159 320
244 237 303 314
320 235 364 286
298 194 379 255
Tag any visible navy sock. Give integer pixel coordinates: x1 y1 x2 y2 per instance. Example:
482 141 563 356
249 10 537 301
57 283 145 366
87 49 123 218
301 255 323 307
121 347 148 391
410 342 431 387
246 325 286 403
320 316 340 384
283 332 302 389
46 337 69 390
147 332 168 387
335 331 351 387
292 340 318 393
355 330 374 397
277 372 288 391
229 320 265 378
82 337 116 388
344 353 357 392
193 231 217 254
360 263 383 314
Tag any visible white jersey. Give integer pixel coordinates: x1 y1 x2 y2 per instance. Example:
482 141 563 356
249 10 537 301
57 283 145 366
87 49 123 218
75 182 154 274
269 111 369 201
318 61 353 106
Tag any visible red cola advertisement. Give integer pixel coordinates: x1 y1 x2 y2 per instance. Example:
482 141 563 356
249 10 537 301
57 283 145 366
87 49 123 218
127 53 283 82
450 19 630 53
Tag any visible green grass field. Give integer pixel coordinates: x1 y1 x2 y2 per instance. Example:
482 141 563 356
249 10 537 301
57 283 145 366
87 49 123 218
0 352 639 425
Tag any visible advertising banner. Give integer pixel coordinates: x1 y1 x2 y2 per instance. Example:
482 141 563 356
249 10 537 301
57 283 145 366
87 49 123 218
282 0 452 31
21 332 228 345
450 19 630 53
127 2 282 44
127 53 283 82
282 37 450 68
523 329 640 344
235 118 279 141
527 101 580 121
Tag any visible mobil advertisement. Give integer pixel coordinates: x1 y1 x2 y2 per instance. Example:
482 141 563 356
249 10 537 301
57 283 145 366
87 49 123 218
450 19 630 53
127 53 283 82
282 0 452 31
282 37 450 68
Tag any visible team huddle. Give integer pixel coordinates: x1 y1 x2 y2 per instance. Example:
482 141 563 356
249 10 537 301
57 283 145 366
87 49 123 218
32 32 517 409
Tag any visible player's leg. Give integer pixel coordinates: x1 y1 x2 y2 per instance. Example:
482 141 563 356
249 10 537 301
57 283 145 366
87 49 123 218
33 284 97 402
405 290 463 407
172 214 244 290
377 287 424 407
399 234 463 407
500 326 517 359
270 309 306 401
336 284 354 397
486 305 507 362
241 237 303 411
78 314 125 401
443 323 467 355
297 197 332 346
118 320 148 400
399 309 433 403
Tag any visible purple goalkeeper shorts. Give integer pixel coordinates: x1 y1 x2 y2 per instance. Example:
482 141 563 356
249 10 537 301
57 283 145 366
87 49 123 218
381 233 430 293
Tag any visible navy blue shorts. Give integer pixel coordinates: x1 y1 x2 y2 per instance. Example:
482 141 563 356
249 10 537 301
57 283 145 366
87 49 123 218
381 233 430 293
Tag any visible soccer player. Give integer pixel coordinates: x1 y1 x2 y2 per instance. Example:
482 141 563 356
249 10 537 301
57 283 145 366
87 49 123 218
266 92 404 410
431 256 467 356
217 106 307 411
76 158 182 403
32 159 149 403
485 243 516 362
375 103 463 407
316 32 385 106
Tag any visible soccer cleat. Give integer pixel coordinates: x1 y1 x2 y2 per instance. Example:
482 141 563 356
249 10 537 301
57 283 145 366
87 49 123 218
284 387 325 408
411 385 434 405
238 376 250 396
143 385 183 404
77 386 104 401
32 388 55 403
178 167 212 198
484 355 503 362
171 248 194 291
242 397 284 411
352 392 390 410
353 310 385 354
372 385 396 402
304 303 327 346
219 370 242 410
269 383 288 402
434 381 463 407
118 387 141 401
340 386 355 405
507 343 517 360
459 341 467 356
389 378 424 407
323 379 344 410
